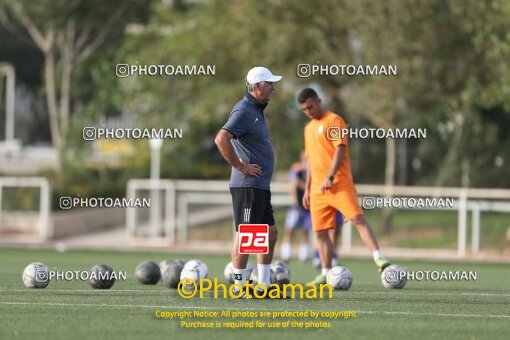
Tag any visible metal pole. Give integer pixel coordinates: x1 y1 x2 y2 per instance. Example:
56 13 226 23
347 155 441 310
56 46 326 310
471 203 480 253
458 191 468 257
40 179 51 240
126 181 136 237
0 184 3 234
0 63 15 141
6 65 15 141
149 139 163 236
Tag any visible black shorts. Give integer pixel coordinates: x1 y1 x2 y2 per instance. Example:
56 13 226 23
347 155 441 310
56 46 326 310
230 187 275 231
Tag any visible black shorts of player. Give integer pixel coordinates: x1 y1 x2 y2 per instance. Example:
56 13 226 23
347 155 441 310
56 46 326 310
230 187 275 231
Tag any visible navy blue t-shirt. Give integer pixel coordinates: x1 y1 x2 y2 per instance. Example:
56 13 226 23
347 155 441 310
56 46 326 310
222 92 275 190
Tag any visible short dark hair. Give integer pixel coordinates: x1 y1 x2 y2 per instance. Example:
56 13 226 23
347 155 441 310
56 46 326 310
297 88 319 104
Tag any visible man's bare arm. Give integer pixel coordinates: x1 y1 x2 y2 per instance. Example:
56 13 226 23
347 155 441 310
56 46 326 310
328 145 345 178
320 145 345 193
214 129 262 177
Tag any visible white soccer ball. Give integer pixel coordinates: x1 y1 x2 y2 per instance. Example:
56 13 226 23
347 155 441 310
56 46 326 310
381 264 407 289
271 262 291 285
326 266 353 290
223 261 254 284
22 262 50 288
180 260 208 289
250 267 276 286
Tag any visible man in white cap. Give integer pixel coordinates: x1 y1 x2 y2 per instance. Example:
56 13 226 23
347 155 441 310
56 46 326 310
215 67 282 298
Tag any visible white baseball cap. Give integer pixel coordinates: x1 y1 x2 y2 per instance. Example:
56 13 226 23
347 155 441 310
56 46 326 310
245 66 282 85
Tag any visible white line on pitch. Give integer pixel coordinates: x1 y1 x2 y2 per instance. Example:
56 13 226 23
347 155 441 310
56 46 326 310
461 293 510 297
1 301 509 319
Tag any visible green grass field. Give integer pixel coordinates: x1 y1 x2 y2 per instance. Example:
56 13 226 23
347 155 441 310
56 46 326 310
1 247 509 340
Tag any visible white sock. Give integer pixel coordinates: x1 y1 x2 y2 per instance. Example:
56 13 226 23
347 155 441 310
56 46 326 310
233 268 247 286
372 250 383 261
298 243 308 262
321 268 331 277
258 264 272 288
281 243 291 261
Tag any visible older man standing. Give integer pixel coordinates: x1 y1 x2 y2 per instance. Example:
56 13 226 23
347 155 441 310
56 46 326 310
215 67 282 296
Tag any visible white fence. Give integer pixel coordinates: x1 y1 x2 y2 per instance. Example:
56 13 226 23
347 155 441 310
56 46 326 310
126 179 176 244
126 179 510 257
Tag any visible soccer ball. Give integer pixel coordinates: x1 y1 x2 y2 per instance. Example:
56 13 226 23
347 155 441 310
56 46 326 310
250 267 276 286
271 262 291 285
89 264 115 289
223 261 254 284
162 260 186 288
22 262 50 288
180 260 208 290
159 259 185 273
326 266 353 290
381 264 407 289
135 261 161 285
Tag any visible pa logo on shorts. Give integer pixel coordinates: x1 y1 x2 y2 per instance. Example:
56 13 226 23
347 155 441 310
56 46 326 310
238 224 269 254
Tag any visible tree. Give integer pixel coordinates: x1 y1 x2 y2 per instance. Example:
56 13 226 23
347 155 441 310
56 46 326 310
0 0 134 153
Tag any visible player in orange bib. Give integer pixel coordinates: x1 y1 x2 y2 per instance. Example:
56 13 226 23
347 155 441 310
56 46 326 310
297 88 391 284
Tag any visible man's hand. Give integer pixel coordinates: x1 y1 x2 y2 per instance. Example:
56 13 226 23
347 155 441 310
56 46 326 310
237 159 262 177
320 177 333 194
302 189 311 209
215 130 262 177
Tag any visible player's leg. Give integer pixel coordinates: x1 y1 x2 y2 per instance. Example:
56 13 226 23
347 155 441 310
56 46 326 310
231 233 250 284
313 211 341 268
280 230 293 262
332 187 391 272
350 214 390 271
327 228 337 266
255 189 277 290
297 208 310 262
331 211 343 266
298 229 309 262
229 187 255 289
308 198 336 284
309 228 334 284
280 206 298 262
315 228 333 267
